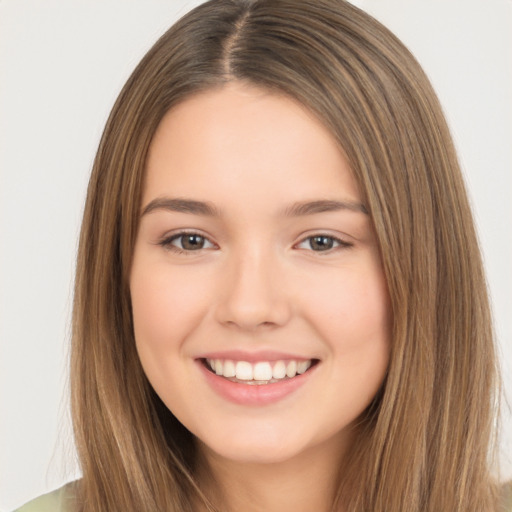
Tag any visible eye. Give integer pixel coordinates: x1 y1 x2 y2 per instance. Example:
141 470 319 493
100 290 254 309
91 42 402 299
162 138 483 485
159 231 216 253
296 234 352 252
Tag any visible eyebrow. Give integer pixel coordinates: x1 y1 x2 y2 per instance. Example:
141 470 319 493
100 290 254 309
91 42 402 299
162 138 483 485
141 197 368 217
282 199 368 216
142 197 222 217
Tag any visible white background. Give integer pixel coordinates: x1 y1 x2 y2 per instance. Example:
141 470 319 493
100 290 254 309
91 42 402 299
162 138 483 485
0 1 510 509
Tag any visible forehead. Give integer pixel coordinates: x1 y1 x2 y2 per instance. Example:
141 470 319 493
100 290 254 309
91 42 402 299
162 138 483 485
144 82 361 208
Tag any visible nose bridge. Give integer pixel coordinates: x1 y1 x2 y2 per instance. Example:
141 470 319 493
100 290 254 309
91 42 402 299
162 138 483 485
216 241 291 330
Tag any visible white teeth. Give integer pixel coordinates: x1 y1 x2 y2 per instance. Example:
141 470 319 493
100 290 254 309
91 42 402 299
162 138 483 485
206 358 314 382
235 361 253 380
223 359 236 378
253 362 273 381
297 360 312 374
272 360 286 379
286 360 297 378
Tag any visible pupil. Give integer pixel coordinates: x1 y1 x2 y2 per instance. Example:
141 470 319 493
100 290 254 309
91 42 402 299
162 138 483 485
182 234 203 250
311 236 333 251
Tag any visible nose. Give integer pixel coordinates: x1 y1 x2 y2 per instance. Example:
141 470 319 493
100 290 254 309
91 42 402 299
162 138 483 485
215 246 292 331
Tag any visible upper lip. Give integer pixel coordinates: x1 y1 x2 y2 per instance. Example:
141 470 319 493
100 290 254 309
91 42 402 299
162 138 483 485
196 350 317 363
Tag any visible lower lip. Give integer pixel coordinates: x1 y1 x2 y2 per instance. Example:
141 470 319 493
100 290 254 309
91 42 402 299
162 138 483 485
197 360 316 406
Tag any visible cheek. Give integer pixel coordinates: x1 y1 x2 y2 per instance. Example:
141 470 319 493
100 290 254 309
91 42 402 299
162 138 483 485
302 261 391 398
307 265 390 342
129 262 214 415
130 263 209 358
131 275 176 349
322 272 390 412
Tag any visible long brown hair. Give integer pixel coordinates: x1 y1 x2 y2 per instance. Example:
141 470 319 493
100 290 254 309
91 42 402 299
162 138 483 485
71 0 500 510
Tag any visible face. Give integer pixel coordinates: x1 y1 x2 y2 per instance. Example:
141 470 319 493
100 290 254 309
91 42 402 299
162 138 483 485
130 83 391 466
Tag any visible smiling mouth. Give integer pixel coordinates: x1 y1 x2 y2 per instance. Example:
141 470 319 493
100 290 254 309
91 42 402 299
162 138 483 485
202 358 319 385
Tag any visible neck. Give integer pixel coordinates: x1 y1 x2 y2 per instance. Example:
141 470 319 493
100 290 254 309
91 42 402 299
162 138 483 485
195 435 350 512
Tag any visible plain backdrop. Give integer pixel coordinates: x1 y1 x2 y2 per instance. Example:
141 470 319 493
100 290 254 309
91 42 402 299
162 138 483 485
0 0 511 509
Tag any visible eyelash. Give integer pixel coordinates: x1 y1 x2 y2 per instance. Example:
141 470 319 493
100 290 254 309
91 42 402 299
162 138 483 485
158 231 353 255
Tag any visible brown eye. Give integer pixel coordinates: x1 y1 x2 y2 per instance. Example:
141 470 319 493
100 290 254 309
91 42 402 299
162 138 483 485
160 232 216 253
296 234 353 253
179 234 207 250
309 236 335 251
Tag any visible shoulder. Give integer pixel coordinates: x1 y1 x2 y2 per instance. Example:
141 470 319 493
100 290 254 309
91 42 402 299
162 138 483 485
14 481 79 512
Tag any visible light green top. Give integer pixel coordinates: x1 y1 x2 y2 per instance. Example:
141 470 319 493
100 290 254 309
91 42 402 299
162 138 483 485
15 480 512 511
14 482 76 512
503 482 512 512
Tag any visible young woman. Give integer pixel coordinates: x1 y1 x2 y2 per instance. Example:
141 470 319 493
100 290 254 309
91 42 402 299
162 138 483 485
16 0 509 510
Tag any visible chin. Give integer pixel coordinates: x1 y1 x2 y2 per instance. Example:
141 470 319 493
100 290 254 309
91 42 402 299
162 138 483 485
205 438 308 465
193 419 325 466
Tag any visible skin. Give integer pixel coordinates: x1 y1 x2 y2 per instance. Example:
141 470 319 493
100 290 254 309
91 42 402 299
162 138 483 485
130 82 391 511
